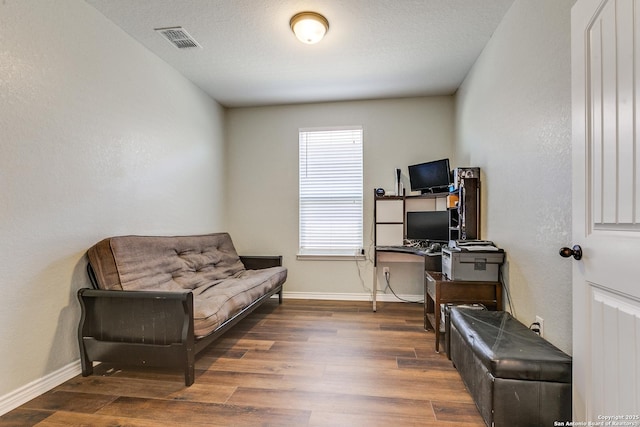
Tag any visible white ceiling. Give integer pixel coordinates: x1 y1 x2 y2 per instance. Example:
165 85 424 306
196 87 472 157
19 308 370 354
86 0 515 108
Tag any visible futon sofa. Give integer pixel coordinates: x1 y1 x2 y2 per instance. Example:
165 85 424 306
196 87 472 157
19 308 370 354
77 232 286 386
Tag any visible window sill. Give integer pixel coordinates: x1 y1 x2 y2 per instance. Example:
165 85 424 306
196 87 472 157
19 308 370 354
297 253 366 261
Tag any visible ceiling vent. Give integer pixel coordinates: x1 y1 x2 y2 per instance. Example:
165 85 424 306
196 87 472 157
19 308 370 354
155 27 202 49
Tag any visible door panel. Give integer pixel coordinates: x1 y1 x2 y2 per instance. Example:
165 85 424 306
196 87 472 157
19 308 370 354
588 0 640 231
590 286 640 415
573 0 640 420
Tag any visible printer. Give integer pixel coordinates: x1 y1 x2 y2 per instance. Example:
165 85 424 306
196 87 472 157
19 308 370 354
442 240 505 281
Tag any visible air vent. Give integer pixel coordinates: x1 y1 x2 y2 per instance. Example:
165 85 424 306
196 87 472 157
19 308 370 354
155 27 202 49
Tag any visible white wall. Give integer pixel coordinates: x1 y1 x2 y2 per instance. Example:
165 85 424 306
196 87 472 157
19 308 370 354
226 97 454 298
455 0 575 353
0 0 226 401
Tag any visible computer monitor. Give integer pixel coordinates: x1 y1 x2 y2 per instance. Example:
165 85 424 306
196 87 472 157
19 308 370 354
406 211 449 242
408 158 451 194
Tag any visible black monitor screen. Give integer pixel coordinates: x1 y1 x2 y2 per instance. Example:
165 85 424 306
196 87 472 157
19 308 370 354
408 158 451 193
406 211 449 242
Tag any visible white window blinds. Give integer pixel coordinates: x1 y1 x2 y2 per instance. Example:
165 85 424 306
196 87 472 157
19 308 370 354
299 127 363 256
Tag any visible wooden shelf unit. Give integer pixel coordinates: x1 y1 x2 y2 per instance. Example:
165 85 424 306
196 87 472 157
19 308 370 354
449 169 481 242
373 191 448 249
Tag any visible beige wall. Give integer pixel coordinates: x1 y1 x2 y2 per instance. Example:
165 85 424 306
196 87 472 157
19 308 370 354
455 0 575 353
225 97 454 298
0 0 226 398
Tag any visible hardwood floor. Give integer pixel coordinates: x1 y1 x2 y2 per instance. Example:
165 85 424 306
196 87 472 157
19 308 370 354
0 300 485 426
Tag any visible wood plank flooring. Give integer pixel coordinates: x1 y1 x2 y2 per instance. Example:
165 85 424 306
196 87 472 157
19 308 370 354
0 300 484 426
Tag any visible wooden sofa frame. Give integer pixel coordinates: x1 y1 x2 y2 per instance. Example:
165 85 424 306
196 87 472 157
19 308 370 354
77 255 283 386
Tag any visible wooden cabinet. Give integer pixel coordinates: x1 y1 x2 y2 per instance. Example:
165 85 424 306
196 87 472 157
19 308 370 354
424 271 502 352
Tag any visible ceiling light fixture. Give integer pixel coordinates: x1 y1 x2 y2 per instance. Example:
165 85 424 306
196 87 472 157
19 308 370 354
290 11 329 44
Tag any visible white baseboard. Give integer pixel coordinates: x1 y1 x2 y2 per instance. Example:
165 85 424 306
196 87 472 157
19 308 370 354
281 291 423 302
0 360 82 416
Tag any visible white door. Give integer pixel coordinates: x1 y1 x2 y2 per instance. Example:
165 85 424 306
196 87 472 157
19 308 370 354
572 0 640 421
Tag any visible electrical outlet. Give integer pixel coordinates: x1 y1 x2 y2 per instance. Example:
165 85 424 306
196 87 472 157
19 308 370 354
383 267 390 276
535 316 544 338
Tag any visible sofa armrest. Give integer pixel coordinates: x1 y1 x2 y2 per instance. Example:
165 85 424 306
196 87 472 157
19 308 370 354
77 288 196 384
78 288 193 343
240 255 283 270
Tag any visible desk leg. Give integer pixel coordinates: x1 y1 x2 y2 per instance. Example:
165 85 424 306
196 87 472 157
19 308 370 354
425 295 434 330
434 309 441 353
372 266 377 312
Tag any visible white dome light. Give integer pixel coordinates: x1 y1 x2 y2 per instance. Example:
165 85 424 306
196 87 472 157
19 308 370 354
290 12 329 44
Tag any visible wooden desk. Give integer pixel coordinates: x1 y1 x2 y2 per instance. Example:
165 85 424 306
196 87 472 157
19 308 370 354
373 246 441 312
424 271 502 352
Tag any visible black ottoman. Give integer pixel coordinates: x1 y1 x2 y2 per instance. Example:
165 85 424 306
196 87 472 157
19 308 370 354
449 308 572 427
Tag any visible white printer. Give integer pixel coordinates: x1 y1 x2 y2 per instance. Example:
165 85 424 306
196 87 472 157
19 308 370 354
442 240 505 281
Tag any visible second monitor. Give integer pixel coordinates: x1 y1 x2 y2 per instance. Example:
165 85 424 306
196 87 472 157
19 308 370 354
406 211 449 243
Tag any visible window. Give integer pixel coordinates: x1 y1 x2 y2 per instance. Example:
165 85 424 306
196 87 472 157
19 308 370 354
298 126 363 258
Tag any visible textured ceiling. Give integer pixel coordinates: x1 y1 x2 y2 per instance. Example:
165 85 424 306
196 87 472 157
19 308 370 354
86 0 515 107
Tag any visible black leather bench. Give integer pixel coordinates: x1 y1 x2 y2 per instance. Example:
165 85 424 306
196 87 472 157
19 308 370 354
449 307 572 427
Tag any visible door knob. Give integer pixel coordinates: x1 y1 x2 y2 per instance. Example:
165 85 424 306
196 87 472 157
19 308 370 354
559 245 582 260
